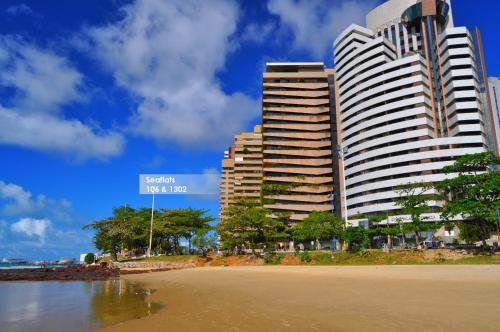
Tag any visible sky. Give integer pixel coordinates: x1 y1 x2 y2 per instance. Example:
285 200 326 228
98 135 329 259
0 0 499 260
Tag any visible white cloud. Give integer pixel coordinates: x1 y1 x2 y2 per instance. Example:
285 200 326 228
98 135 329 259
0 107 124 161
267 0 377 58
0 37 84 112
83 0 259 149
0 181 32 214
11 218 51 238
241 22 276 44
0 180 72 222
0 36 124 161
5 4 33 16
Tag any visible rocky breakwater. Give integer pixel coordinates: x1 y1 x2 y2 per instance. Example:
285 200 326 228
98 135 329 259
111 261 196 274
0 265 120 281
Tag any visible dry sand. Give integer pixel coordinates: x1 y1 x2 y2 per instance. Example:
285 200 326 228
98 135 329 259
100 265 500 332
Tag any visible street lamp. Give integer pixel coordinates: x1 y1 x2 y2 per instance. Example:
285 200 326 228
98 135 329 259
336 144 349 227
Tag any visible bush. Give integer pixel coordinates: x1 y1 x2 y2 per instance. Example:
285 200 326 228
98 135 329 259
434 252 446 263
344 227 370 252
356 249 371 258
480 243 492 253
313 252 332 264
84 253 95 265
294 251 312 263
264 253 285 265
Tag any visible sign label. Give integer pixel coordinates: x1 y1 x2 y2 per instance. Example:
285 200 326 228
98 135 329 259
139 174 219 195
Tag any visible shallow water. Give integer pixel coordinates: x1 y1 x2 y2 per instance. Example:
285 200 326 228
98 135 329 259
0 279 163 332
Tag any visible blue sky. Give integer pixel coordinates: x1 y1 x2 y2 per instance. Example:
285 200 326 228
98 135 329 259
0 0 499 260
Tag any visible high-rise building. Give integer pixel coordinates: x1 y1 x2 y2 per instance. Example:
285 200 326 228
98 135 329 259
488 77 500 153
333 0 495 223
219 126 263 220
261 63 336 221
219 146 234 221
233 125 263 201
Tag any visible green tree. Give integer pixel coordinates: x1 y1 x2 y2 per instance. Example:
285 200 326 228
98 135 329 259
217 198 284 254
292 211 343 250
192 232 217 257
368 215 402 249
343 227 369 252
436 152 500 246
84 205 215 258
395 182 439 247
159 208 213 253
84 205 137 260
84 253 95 265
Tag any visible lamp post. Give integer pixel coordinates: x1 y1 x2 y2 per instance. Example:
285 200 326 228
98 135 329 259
147 192 155 257
336 144 349 226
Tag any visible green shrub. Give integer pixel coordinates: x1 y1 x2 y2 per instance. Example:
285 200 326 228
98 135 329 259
295 251 312 263
344 227 370 252
264 253 285 265
434 252 446 263
356 249 371 258
275 253 285 264
313 252 332 264
84 253 95 265
480 243 492 252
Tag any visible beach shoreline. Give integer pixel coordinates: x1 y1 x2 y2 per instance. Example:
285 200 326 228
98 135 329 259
0 265 120 281
99 265 500 332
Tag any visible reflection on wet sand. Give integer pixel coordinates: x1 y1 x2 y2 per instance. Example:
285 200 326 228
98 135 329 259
0 279 163 332
89 279 163 328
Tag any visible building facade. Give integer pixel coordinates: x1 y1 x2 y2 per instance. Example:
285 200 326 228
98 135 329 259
233 125 263 201
488 77 500 153
334 0 492 223
219 0 497 227
219 126 263 220
219 147 234 221
261 63 336 221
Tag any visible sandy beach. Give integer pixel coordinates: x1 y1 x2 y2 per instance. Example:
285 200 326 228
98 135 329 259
101 265 500 332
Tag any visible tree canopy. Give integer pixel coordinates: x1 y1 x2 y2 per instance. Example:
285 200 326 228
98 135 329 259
292 211 343 249
395 182 439 246
84 206 214 259
436 151 500 245
217 198 286 253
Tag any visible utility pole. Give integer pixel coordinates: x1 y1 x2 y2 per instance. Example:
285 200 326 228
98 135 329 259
337 144 349 253
147 192 155 257
337 144 349 226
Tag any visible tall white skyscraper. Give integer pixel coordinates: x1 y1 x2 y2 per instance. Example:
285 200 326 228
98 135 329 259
333 0 496 223
488 77 500 153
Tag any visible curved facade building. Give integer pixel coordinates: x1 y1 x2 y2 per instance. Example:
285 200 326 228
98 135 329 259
334 0 490 220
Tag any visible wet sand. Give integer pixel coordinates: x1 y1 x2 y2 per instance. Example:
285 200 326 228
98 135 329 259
101 265 500 332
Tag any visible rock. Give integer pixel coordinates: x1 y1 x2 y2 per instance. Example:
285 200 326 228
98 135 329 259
0 265 120 281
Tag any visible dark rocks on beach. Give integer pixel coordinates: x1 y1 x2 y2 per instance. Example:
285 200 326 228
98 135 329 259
0 265 120 281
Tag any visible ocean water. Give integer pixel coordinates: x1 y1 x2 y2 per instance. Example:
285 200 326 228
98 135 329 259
0 265 42 270
0 279 162 332
0 263 68 269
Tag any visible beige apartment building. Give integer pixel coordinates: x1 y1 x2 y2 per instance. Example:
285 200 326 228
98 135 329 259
233 125 263 201
219 147 234 221
261 63 336 221
219 126 263 220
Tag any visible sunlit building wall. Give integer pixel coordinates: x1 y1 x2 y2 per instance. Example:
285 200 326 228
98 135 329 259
261 63 336 221
334 0 492 223
233 125 263 201
487 77 500 153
